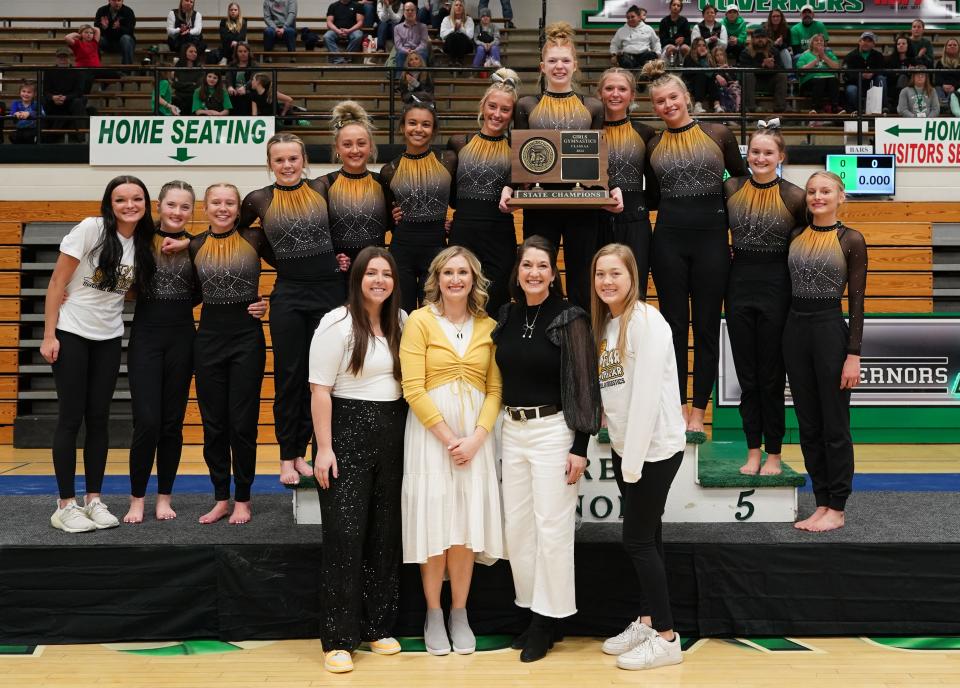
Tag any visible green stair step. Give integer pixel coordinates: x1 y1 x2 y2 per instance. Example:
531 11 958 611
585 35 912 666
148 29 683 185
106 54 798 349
698 441 806 488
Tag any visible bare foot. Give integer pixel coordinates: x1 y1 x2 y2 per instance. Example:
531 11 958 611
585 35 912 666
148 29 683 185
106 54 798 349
199 500 231 524
760 454 782 476
794 506 829 530
686 407 706 433
808 508 844 532
294 456 313 477
280 459 301 485
155 494 177 521
739 448 762 475
123 496 145 524
229 501 252 525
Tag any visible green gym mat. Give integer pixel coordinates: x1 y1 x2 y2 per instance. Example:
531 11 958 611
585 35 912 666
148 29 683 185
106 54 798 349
697 442 806 488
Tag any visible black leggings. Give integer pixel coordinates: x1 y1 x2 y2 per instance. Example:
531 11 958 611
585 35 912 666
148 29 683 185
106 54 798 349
390 240 445 314
127 323 195 497
801 77 840 112
449 215 516 316
612 449 683 632
318 397 407 651
270 279 345 461
523 207 600 309
51 329 122 500
602 214 652 300
194 324 266 502
651 225 730 408
726 260 790 454
782 307 854 511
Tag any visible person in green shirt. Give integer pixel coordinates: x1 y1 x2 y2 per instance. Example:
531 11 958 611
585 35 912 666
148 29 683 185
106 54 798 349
722 6 746 61
152 67 180 115
909 18 935 68
795 33 841 116
790 5 829 61
192 70 233 115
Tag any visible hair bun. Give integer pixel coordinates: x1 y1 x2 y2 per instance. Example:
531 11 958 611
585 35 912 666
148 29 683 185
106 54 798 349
544 21 575 41
331 99 373 130
639 59 668 81
491 67 521 89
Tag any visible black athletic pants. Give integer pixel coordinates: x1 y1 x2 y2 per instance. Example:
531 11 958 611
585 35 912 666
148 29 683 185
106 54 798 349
612 449 683 632
318 398 407 651
390 238 445 314
782 307 854 511
194 323 266 502
127 323 195 497
449 215 517 316
270 278 345 461
523 207 600 310
725 260 790 454
51 330 122 500
651 225 730 408
602 213 652 300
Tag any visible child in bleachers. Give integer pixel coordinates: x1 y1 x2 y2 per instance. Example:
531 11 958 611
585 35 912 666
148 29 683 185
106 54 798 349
711 46 740 113
65 24 102 94
192 71 233 116
153 66 181 115
9 80 43 144
249 72 294 117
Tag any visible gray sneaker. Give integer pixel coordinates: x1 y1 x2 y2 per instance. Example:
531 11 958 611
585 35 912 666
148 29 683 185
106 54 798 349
424 608 451 656
448 607 476 655
51 502 97 533
83 499 120 529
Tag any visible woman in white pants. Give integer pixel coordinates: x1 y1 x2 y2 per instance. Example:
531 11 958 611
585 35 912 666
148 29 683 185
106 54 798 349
492 235 601 662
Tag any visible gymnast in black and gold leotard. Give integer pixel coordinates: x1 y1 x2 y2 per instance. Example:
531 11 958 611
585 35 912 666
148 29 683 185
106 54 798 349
641 59 746 437
724 125 806 476
380 102 457 313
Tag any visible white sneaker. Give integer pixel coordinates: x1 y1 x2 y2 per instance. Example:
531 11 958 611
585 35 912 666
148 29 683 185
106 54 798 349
51 502 97 533
602 619 656 655
616 633 682 670
714 102 724 113
83 499 120 529
693 102 705 114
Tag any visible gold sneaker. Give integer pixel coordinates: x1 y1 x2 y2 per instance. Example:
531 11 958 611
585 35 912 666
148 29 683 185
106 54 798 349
324 650 354 673
369 637 401 655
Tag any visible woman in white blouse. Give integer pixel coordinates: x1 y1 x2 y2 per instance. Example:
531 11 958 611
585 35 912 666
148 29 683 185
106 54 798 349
590 243 687 672
439 0 474 66
309 246 407 674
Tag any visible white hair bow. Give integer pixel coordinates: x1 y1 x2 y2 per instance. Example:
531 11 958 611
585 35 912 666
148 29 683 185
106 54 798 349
757 117 781 129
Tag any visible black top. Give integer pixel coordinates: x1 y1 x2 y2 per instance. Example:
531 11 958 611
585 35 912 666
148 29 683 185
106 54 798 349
659 15 691 46
95 4 136 40
843 48 885 80
327 1 363 29
380 149 458 244
134 229 198 326
320 169 390 250
724 176 806 260
493 294 602 457
514 91 604 131
448 132 512 223
604 118 657 223
227 61 258 90
219 18 248 48
787 222 868 354
42 67 83 99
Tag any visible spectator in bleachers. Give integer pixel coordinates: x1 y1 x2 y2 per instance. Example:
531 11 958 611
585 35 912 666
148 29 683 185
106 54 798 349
473 8 501 69
152 65 180 115
439 0 473 66
422 0 450 31
609 5 660 70
65 24 101 94
166 0 206 56
950 90 960 117
478 0 514 29
722 7 746 61
171 43 204 115
95 0 136 65
711 46 739 112
761 8 792 70
396 50 434 102
790 5 828 57
885 34 916 113
358 0 377 27
842 31 885 114
377 0 404 49
659 0 691 66
935 38 960 108
227 42 258 115
897 68 940 118
249 72 294 116
908 19 934 69
217 2 247 64
9 80 42 144
264 0 297 54
395 2 431 69
324 0 365 64
738 28 787 113
683 37 721 114
192 70 232 115
691 5 727 53
42 47 88 141
796 33 842 118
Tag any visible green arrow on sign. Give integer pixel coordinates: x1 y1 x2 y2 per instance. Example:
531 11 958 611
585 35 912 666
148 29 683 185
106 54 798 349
884 124 923 137
169 147 195 162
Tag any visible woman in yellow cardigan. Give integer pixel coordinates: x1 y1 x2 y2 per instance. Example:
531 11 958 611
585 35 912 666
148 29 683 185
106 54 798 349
400 245 504 657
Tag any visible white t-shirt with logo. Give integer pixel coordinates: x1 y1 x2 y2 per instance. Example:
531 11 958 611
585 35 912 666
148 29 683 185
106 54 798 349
309 306 407 401
57 217 135 341
599 301 686 482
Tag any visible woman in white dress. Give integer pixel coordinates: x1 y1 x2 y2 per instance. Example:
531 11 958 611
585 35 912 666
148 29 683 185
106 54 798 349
400 245 504 657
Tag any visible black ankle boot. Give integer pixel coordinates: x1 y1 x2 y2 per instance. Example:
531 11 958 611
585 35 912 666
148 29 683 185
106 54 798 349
519 613 554 662
510 622 531 650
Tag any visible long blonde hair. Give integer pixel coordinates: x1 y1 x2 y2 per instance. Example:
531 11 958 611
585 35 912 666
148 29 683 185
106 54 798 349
590 244 642 359
422 245 490 317
940 38 960 69
225 2 244 34
477 68 521 127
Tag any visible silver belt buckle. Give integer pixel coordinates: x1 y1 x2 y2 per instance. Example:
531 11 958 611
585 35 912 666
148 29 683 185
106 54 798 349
519 408 527 423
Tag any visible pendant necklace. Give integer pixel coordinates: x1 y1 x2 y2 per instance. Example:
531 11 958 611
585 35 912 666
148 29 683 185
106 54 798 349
522 303 543 339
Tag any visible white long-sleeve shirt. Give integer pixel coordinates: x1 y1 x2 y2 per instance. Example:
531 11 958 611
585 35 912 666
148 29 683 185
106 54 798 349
609 22 661 55
439 15 474 40
598 302 686 483
690 21 727 50
378 1 403 23
166 10 203 39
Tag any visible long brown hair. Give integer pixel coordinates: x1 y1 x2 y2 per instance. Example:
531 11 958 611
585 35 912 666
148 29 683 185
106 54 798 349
344 246 403 379
590 243 642 359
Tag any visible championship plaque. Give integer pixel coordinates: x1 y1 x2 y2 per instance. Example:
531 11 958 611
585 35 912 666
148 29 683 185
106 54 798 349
507 129 617 209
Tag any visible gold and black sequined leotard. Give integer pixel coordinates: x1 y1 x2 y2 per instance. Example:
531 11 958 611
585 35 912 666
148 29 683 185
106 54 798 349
134 229 198 326
788 222 868 354
380 149 457 245
724 176 806 261
322 169 388 253
604 118 656 221
448 132 512 221
514 91 604 130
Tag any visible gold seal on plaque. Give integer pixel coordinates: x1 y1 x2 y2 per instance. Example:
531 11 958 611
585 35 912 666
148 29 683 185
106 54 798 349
519 137 557 174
